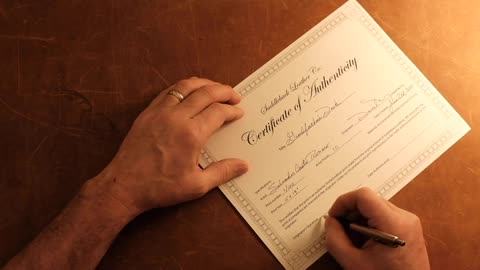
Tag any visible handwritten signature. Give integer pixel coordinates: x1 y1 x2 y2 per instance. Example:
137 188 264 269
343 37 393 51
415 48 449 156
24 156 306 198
267 171 296 196
347 84 411 123
280 92 354 150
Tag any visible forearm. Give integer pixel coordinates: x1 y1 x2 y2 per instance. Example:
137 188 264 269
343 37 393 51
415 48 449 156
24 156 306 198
4 175 136 270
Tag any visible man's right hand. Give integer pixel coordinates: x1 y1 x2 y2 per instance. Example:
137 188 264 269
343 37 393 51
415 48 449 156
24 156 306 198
325 187 430 270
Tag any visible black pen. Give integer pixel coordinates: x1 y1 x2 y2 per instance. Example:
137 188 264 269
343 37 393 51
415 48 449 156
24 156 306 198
337 217 406 247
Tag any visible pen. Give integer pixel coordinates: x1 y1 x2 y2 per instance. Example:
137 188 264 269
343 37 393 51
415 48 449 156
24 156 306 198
337 217 406 247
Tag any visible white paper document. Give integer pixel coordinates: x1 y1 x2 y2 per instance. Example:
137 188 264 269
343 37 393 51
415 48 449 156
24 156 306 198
200 0 470 269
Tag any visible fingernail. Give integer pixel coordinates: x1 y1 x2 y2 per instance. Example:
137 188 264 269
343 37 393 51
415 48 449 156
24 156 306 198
324 216 331 230
237 161 249 175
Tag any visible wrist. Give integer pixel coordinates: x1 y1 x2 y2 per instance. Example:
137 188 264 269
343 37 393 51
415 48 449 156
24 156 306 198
82 168 142 222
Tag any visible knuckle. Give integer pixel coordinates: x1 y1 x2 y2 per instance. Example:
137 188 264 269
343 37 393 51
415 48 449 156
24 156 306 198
397 211 422 231
224 85 236 96
180 125 200 143
408 213 421 226
209 102 225 113
175 79 192 91
357 187 370 192
220 162 231 182
356 187 372 199
202 86 218 102
335 193 347 203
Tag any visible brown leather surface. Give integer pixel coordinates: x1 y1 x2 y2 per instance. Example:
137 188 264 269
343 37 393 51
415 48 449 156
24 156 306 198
1 0 479 269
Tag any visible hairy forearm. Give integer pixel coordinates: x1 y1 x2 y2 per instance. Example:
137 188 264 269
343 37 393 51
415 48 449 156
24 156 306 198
4 175 136 270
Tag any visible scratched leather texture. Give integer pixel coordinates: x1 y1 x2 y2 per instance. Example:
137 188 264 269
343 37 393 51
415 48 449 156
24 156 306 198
0 0 479 269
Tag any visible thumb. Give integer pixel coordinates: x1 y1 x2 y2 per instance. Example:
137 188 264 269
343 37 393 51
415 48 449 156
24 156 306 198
325 216 362 269
202 158 249 189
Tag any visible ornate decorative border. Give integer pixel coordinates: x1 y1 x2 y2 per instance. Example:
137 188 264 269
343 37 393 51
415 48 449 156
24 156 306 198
237 14 347 99
377 131 452 196
356 9 452 119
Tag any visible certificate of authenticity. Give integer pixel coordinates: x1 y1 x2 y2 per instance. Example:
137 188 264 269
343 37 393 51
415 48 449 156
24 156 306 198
200 1 470 269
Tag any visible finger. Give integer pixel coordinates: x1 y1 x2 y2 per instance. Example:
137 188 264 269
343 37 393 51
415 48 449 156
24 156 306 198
325 216 362 269
382 197 404 213
180 84 242 116
194 103 244 141
328 187 393 221
201 158 249 189
150 77 221 107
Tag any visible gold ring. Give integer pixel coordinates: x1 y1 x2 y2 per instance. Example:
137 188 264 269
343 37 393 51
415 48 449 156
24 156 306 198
167 89 185 102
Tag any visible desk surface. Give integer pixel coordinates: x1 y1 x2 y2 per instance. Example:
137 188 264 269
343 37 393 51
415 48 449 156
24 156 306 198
1 0 479 269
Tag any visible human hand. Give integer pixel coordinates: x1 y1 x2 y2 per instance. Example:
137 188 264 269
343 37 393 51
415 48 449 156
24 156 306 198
94 77 249 216
325 188 430 270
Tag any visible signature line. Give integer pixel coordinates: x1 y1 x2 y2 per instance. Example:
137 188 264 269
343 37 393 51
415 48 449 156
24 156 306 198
337 130 362 152
390 121 434 160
